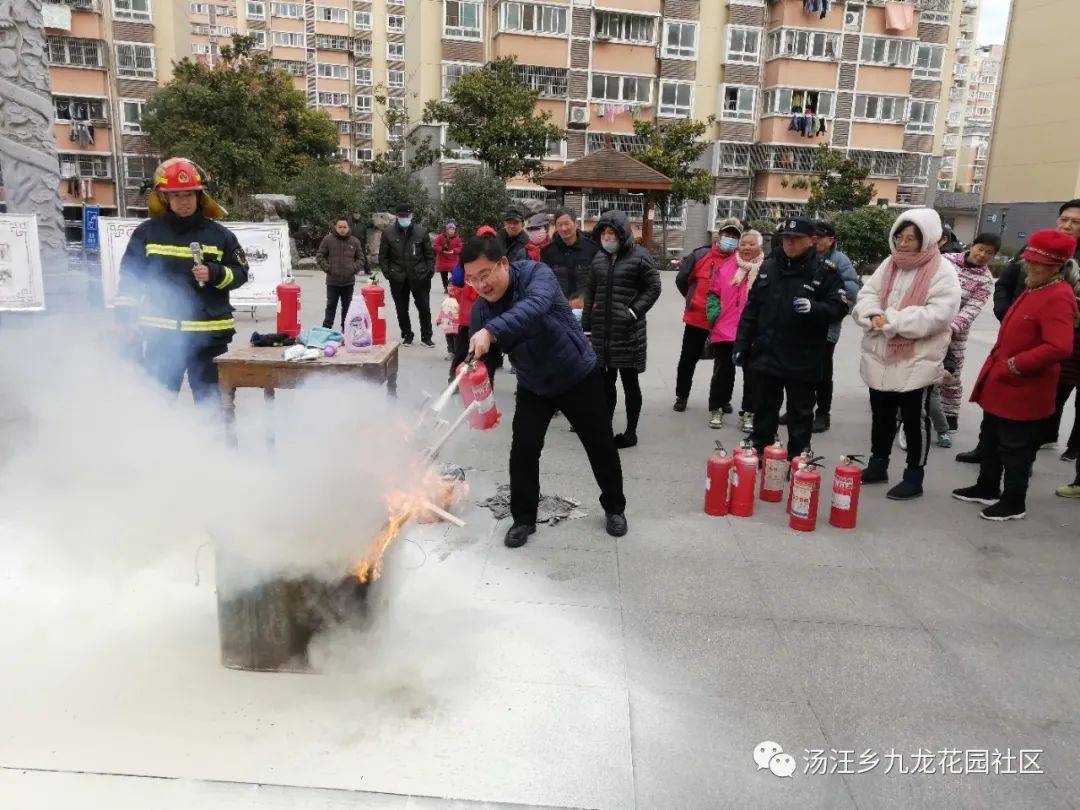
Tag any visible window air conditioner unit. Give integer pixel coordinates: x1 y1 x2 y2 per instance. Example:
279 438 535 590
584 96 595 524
568 105 590 128
844 11 860 30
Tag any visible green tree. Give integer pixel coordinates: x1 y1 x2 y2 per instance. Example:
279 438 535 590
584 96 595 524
369 88 438 176
422 57 563 180
629 116 714 249
287 163 368 235
807 146 876 218
362 169 432 226
142 35 338 200
436 168 510 236
834 205 895 272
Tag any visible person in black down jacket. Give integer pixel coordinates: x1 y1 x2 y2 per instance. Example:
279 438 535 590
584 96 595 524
463 235 628 548
582 210 662 449
316 216 366 329
541 208 598 307
379 203 436 347
497 207 530 262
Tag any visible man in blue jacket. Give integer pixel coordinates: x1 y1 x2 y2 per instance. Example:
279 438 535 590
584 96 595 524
463 235 628 548
811 220 860 433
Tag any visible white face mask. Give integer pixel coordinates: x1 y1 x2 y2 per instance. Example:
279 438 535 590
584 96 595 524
398 217 412 228
601 237 619 254
527 229 547 245
719 236 739 252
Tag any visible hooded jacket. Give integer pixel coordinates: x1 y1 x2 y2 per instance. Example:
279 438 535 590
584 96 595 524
581 210 662 372
822 247 860 343
379 220 435 284
316 230 366 286
540 230 599 301
851 208 962 392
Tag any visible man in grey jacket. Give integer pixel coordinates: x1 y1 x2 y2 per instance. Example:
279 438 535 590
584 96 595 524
378 203 436 347
811 221 860 433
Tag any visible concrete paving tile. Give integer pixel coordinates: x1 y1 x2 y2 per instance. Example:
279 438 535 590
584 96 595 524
727 515 875 570
942 568 1080 641
618 555 768 619
855 526 997 573
775 620 1001 722
1013 719 1080 805
624 611 805 703
753 563 921 628
477 545 619 608
615 511 744 562
630 689 854 810
818 709 1071 809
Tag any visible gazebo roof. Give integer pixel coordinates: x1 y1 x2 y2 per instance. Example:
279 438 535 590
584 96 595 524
540 148 673 192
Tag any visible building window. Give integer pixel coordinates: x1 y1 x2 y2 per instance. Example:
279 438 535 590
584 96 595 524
123 154 156 187
388 69 405 88
59 153 112 179
355 95 372 112
249 30 267 49
54 96 108 123
215 4 236 16
355 67 372 85
121 99 145 132
46 37 104 68
271 2 302 17
354 38 373 57
914 43 944 79
190 2 209 12
907 99 936 133
716 143 750 174
115 42 156 79
943 134 958 150
762 88 834 117
273 31 305 46
317 6 348 23
336 120 351 134
658 80 692 118
544 137 566 160
859 36 915 67
853 94 908 123
501 2 568 36
445 0 482 39
317 63 349 79
354 11 371 29
590 73 652 103
662 21 696 59
443 131 478 162
315 34 351 50
246 1 265 18
357 148 373 162
387 13 405 32
586 133 648 153
510 64 568 98
317 92 349 106
767 29 839 60
355 122 373 139
387 97 406 111
594 11 654 44
190 42 212 55
113 0 151 22
273 59 305 76
937 179 951 191
388 122 405 139
585 192 644 221
713 197 748 228
387 42 405 60
724 25 760 64
721 85 756 121
442 61 480 98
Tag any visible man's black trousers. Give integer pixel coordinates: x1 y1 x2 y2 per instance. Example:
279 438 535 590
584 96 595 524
323 283 353 330
510 367 626 525
751 372 815 459
976 412 1040 509
814 340 838 417
388 275 432 342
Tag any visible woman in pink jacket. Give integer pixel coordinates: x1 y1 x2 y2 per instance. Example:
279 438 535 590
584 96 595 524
704 230 764 429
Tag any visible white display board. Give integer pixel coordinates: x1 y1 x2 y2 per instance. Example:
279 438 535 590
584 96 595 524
0 215 46 312
99 218 291 308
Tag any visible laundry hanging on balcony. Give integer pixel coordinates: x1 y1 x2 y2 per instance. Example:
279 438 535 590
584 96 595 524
596 102 635 124
69 120 95 147
803 0 831 19
884 1 915 34
788 109 827 138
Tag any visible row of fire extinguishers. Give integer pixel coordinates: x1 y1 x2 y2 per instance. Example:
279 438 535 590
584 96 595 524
273 277 388 346
705 441 865 531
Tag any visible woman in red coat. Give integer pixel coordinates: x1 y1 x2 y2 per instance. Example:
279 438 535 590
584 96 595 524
433 221 463 293
953 229 1079 521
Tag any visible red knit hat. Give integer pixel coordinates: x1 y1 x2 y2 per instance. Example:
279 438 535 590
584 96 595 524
1022 229 1078 266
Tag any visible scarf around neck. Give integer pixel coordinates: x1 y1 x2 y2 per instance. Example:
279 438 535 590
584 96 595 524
732 253 764 287
879 245 941 365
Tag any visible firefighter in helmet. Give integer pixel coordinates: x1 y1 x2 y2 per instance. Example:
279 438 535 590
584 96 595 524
115 157 248 404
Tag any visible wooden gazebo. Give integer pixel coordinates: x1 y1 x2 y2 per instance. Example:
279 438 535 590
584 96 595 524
539 148 673 248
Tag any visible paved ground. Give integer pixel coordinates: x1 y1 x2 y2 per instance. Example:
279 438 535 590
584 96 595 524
1 267 1078 809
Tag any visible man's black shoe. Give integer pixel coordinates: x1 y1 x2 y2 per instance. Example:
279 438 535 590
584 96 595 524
504 523 536 548
606 513 628 537
980 501 1026 522
812 413 830 433
955 449 982 464
402 337 414 347
672 397 687 412
614 433 638 449
951 485 999 506
421 338 435 348
720 402 733 414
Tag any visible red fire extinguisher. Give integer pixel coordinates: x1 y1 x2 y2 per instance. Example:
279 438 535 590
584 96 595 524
705 441 733 517
789 457 825 532
759 442 787 503
829 454 865 530
456 358 500 430
786 449 812 514
361 281 386 346
276 277 301 338
729 443 759 518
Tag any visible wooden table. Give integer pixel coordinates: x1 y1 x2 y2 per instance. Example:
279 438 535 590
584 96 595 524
214 342 399 447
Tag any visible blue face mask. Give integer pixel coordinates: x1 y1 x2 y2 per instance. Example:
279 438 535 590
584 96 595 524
719 236 739 252
398 217 412 228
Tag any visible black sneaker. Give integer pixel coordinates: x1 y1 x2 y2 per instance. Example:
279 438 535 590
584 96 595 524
402 337 414 347
861 456 889 484
605 513 628 537
672 397 687 412
980 501 1026 522
951 485 1000 505
614 433 638 449
955 449 982 464
812 413 830 433
504 523 536 548
720 402 733 414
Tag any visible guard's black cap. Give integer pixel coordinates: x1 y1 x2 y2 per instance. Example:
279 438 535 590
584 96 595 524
777 217 817 237
395 204 413 216
502 208 524 223
814 220 836 238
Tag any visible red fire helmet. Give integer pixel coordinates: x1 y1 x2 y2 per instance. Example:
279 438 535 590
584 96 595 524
148 157 227 219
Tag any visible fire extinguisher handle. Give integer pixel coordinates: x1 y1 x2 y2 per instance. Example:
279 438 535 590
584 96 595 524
714 440 725 454
844 454 865 465
807 455 826 468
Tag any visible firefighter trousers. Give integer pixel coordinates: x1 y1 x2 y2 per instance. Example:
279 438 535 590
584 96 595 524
143 334 228 405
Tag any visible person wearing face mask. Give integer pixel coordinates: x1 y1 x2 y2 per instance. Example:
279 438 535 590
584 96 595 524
582 210 662 449
497 208 530 262
115 157 249 405
673 219 743 414
852 209 961 501
523 212 552 262
378 203 436 347
953 230 1079 521
462 235 628 548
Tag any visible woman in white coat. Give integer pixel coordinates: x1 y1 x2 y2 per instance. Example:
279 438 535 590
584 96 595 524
852 208 962 500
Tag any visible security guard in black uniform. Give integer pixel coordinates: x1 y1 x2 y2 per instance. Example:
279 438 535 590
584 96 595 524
732 218 850 460
116 157 248 404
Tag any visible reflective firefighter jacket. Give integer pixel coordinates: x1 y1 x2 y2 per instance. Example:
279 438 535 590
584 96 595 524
116 211 249 344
